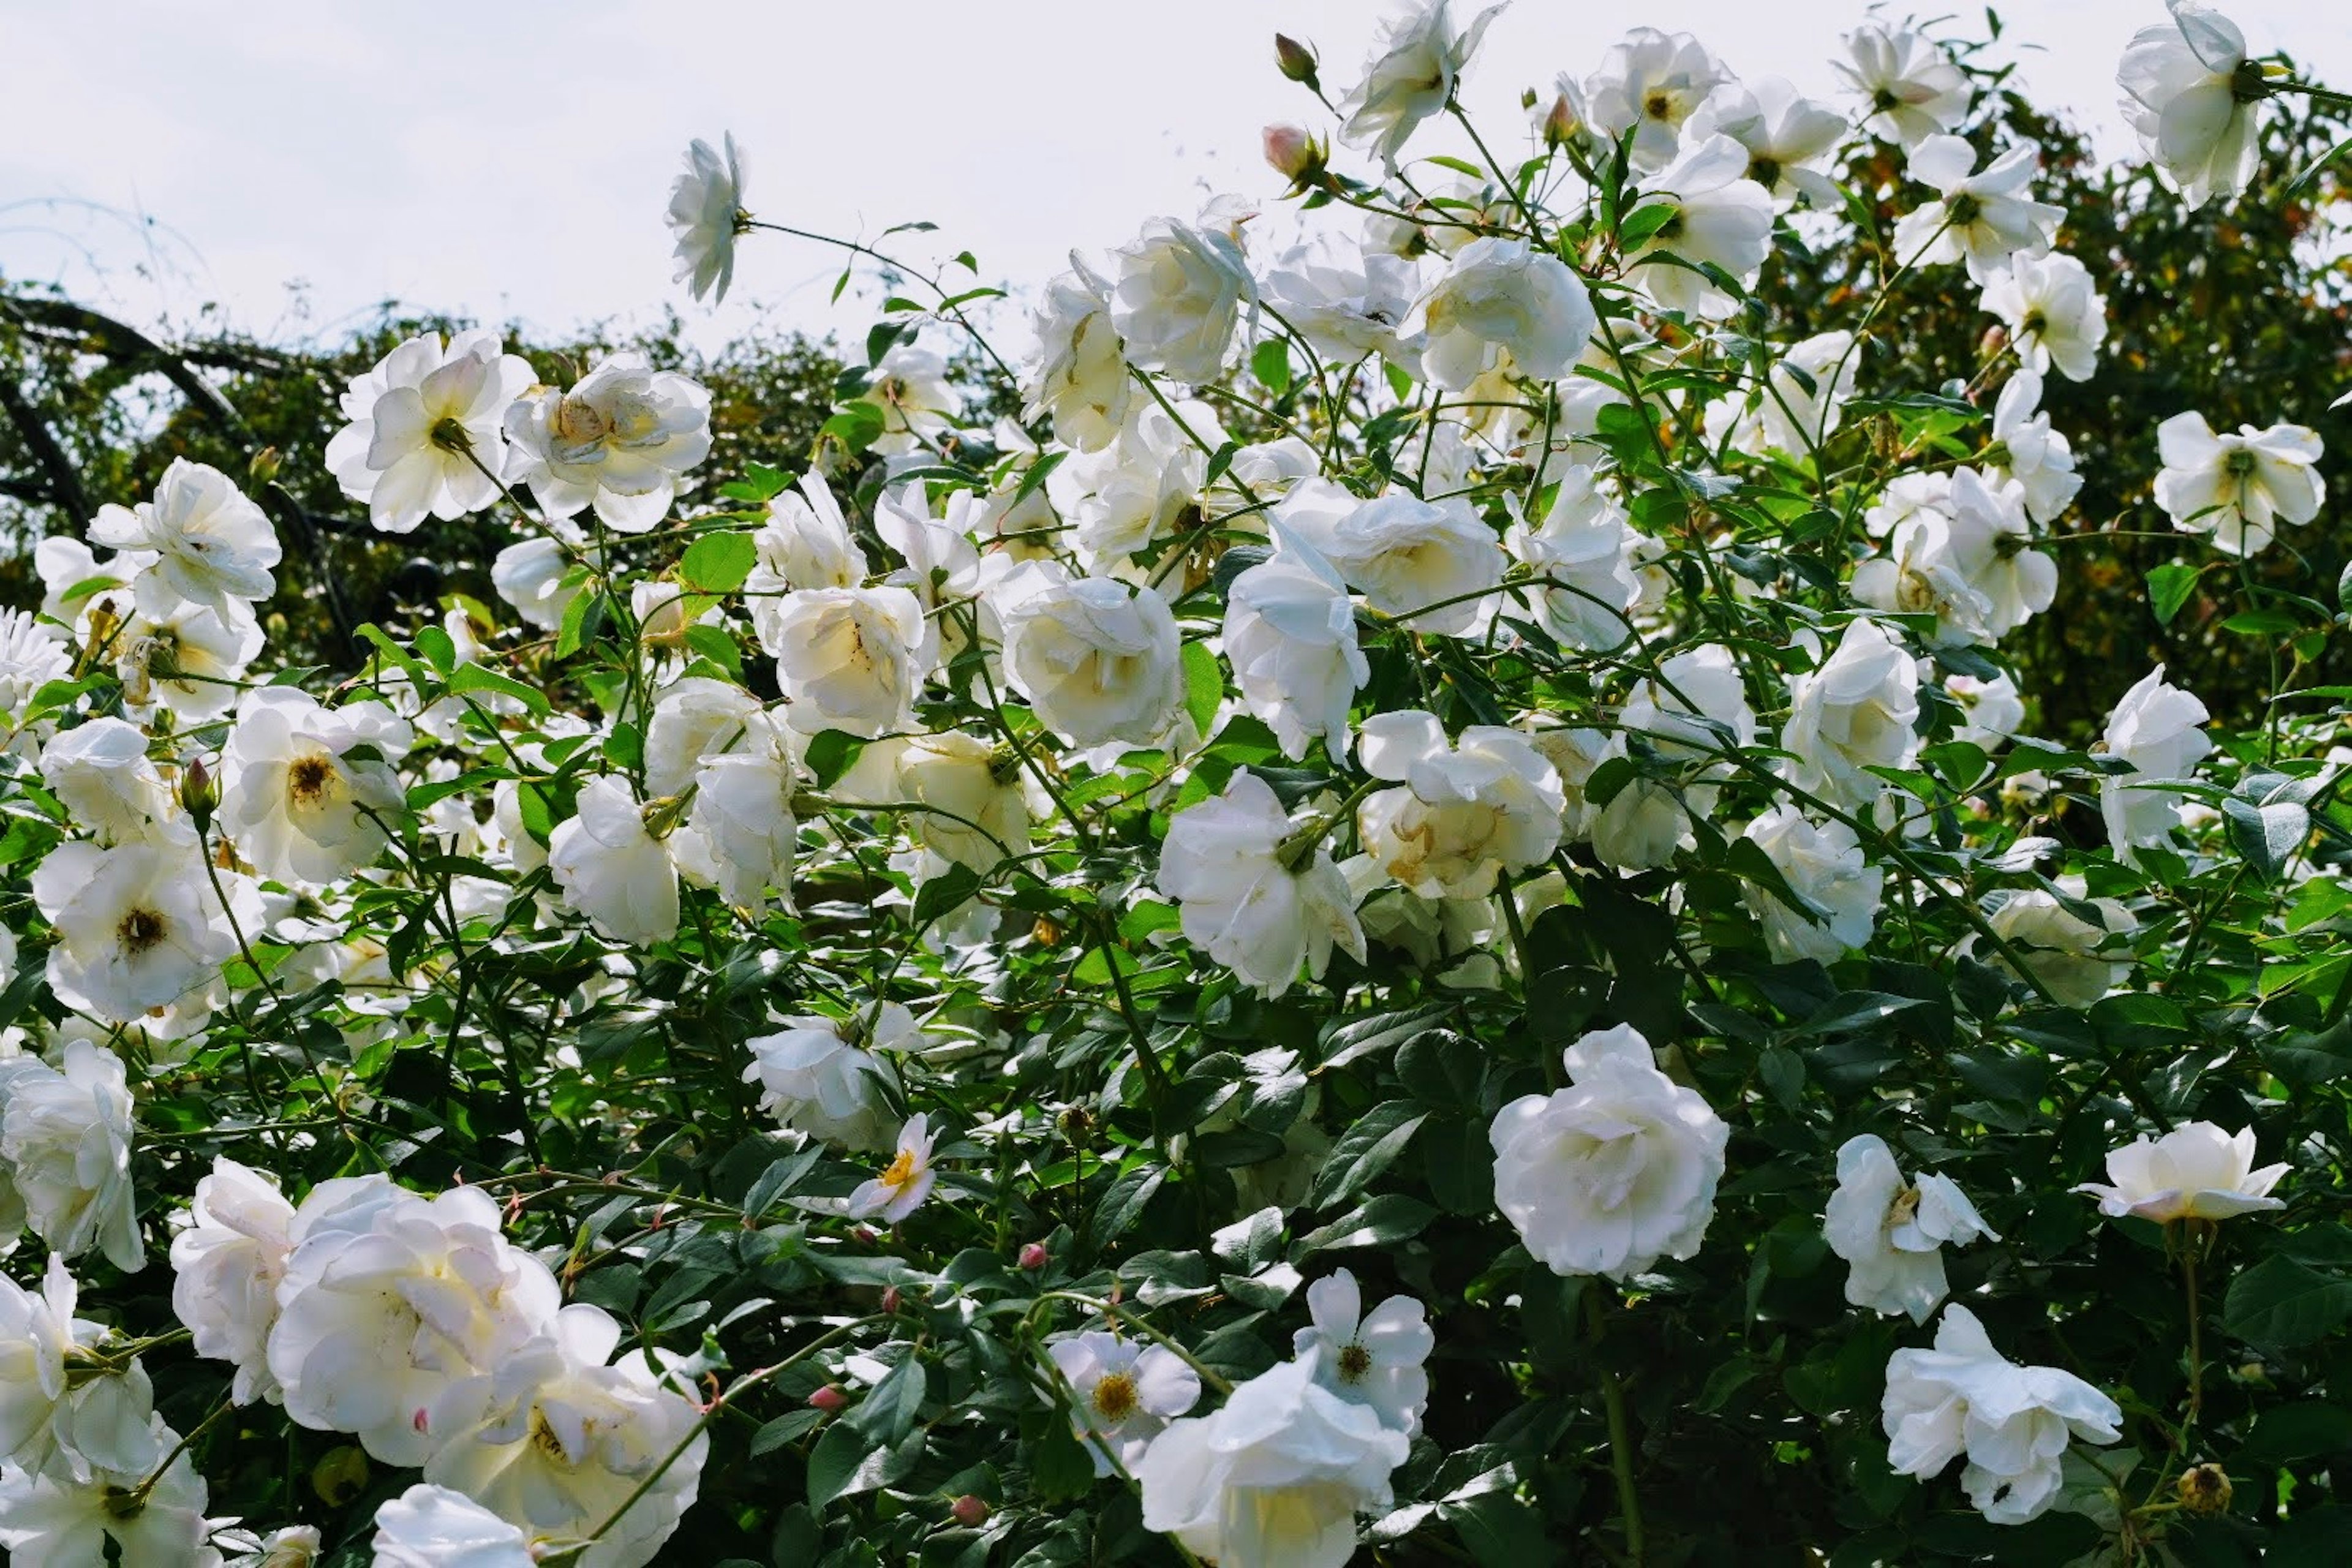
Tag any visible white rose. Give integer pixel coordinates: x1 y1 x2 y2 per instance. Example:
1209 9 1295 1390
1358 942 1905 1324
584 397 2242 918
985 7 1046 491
1338 0 1506 168
1975 885 2136 1007
221 687 414 885
30 840 251 1025
1291 1268 1434 1437
1741 806 1883 964
768 586 932 739
1357 710 1564 900
2155 411 2325 557
1585 27 1730 172
0 1253 159 1481
2075 1120 2287 1225
0 1413 214 1566
1980 254 2106 382
1782 620 1921 810
2118 2 2263 209
2 1042 144 1273
1156 770 1365 998
1047 1331 1201 1477
1624 135 1775 318
1023 257 1132 452
169 1157 296 1405
1223 538 1368 761
505 353 712 534
1891 136 2064 284
742 1012 905 1153
371 1483 538 1568
1986 372 2084 524
323 330 535 535
1823 1134 1999 1323
1412 236 1596 391
548 777 681 946
86 458 279 619
1489 1023 1730 1279
2099 664 2212 852
1109 219 1255 385
1306 491 1503 636
1836 23 1971 148
38 717 181 846
890 730 1031 873
1504 466 1641 652
1001 575 1185 747
667 134 746 304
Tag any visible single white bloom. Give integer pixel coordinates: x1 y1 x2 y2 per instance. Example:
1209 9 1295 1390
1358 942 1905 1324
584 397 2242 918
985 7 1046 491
1047 1331 1202 1476
0 608 73 719
0 1253 159 1482
86 459 279 618
30 840 247 1025
1824 1135 1999 1323
1893 137 2064 284
1023 256 1131 452
228 1525 322 1567
1850 511 1996 647
1742 806 1883 965
2119 2 2263 209
1357 710 1565 900
548 777 681 946
1261 240 1418 364
749 473 870 624
668 134 747 304
1137 1349 1410 1568
858 339 960 456
220 687 413 885
1718 330 1859 456
1411 236 1596 392
2099 665 2212 851
849 1113 939 1224
505 354 712 533
1980 254 2107 383
1623 643 1756 761
268 1182 561 1466
741 1010 910 1153
1109 219 1256 386
1491 1023 1728 1279
1836 23 1971 148
890 729 1030 873
1001 575 1185 747
1947 671 2026 752
1863 469 1956 541
683 746 799 913
169 1158 296 1405
2075 1120 2286 1224
1782 619 1921 809
1987 372 2084 525
371 1483 538 1568
2154 411 2324 557
642 677 769 801
1339 1 1506 169
1624 135 1776 318
1156 770 1365 998
1308 491 1504 636
1585 28 1732 172
39 717 180 846
1503 466 1639 651
1882 1304 2121 1525
1940 467 2056 641
1223 534 1369 760
1976 886 2136 1008
116 597 265 720
1685 77 1848 208
1067 401 1209 570
1292 1268 1434 1436
0 1413 215 1566
2 1042 142 1275
768 586 932 739
323 330 535 535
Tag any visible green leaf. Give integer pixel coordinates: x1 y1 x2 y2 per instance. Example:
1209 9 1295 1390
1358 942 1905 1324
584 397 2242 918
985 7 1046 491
911 864 983 928
2224 1254 2352 1349
681 532 759 594
2225 792 2311 882
1088 1163 1166 1248
805 1422 921 1510
1308 1101 1428 1210
2147 562 2201 627
448 662 551 716
849 1354 927 1445
802 731 865 790
1292 1193 1436 1257
1182 641 1224 740
1250 339 1292 397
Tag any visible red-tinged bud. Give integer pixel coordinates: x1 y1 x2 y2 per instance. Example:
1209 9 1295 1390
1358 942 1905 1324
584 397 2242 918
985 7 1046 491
951 1494 991 1528
180 756 217 834
1275 33 1319 87
881 1285 903 1314
1263 124 1330 191
1978 323 2009 359
853 1226 878 1245
808 1385 847 1412
1542 92 1584 151
1019 1242 1049 1271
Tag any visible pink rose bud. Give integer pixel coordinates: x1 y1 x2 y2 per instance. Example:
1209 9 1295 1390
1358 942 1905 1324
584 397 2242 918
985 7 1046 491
1541 92 1583 150
853 1226 878 1245
1274 32 1318 86
881 1285 903 1314
1019 1242 1049 1271
1263 124 1327 187
809 1385 847 1412
951 1494 991 1528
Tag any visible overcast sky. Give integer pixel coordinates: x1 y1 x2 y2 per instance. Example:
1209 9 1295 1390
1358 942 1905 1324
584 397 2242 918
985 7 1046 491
4 1 2346 356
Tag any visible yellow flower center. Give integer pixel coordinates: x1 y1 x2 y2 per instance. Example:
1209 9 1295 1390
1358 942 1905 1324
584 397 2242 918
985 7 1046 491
1091 1371 1139 1422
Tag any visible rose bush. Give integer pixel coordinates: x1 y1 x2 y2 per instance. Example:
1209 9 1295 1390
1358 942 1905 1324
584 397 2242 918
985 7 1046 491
3 4 2352 1564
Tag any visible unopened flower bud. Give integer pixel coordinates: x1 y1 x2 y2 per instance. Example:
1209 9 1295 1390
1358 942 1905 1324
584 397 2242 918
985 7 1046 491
1978 323 2009 359
1019 1242 1049 1271
181 755 217 832
950 1494 991 1528
853 1225 878 1245
808 1384 847 1412
247 445 282 484
1541 93 1584 151
881 1285 903 1314
1274 33 1319 87
2176 1463 2232 1515
1262 124 1329 190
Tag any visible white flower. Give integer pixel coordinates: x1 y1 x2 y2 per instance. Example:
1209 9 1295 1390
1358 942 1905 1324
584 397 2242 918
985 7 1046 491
750 473 869 603
1836 23 1971 148
229 1525 322 1567
1742 806 1883 965
1825 1136 1999 1323
548 777 680 946
1490 1023 1728 1279
0 608 72 721
371 1483 537 1568
1719 330 1859 456
1109 219 1256 385
1947 672 2026 752
1001 575 1185 747
505 354 712 533
2075 1120 2286 1224
1684 77 1848 207
1047 1332 1202 1476
116 598 264 720
1292 1269 1433 1436
2100 665 2212 851
858 339 959 456
1940 467 2056 640
1223 535 1368 761
1411 236 1596 392
678 747 799 913
221 687 413 885
767 587 932 739
1137 1351 1410 1568
1156 771 1365 998
876 484 986 632
1623 643 1755 761
30 840 247 1025
1357 711 1564 900
0 1254 159 1481
1503 466 1639 650
1023 257 1131 452
86 459 279 617
2119 2 2263 209
668 134 747 303
1261 240 1417 364
849 1113 939 1224
325 330 535 534
1585 28 1732 172
1862 469 1955 541
0 1414 215 1567
38 717 180 845
1 1042 141 1275
170 1158 296 1405
1782 619 1921 810
643 678 769 801
425 1304 706 1568
268 1182 560 1466
1882 1304 2122 1525
1067 401 1209 570
1977 886 2136 1008
1987 372 2084 525
1980 254 2107 383
1850 511 1994 646
1893 137 2064 283
889 730 1030 873
1306 491 1504 636
2154 411 2324 556
1625 135 1776 318
1338 1 1506 169
742 1011 905 1153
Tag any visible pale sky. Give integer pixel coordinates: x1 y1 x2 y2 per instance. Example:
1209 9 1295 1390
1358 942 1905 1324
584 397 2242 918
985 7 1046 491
4 1 2347 356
